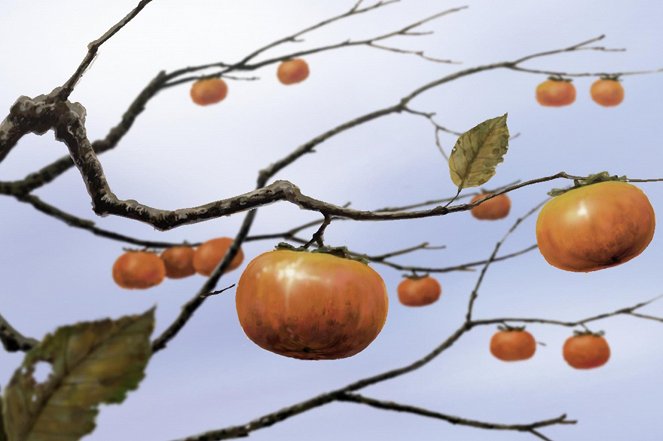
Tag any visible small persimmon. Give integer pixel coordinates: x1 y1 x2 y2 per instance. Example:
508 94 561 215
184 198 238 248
590 78 624 107
277 59 310 85
490 327 536 362
193 237 244 276
160 246 196 279
190 78 228 105
536 78 576 107
113 251 166 289
397 276 441 307
470 193 511 220
563 333 610 369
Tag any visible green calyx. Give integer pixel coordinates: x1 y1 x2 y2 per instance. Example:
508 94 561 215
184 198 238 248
573 329 605 337
547 75 573 83
275 242 370 264
548 171 628 197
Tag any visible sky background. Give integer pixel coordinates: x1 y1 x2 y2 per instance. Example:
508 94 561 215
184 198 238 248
1 1 663 440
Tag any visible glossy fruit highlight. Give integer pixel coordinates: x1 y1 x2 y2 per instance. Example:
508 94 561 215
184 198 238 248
235 249 389 360
536 181 655 272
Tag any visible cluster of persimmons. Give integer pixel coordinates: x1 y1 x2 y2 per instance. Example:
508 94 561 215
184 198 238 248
112 237 244 289
536 76 625 107
190 58 310 106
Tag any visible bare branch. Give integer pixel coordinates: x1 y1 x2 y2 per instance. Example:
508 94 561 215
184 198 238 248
151 209 257 353
338 393 576 432
59 0 157 100
465 200 548 321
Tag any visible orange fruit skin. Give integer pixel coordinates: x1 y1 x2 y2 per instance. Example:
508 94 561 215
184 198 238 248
563 334 610 369
536 80 576 107
193 237 244 276
536 181 655 272
277 59 310 85
397 277 442 307
470 193 511 220
490 330 536 361
161 246 196 279
236 250 388 360
590 79 625 107
190 78 228 105
112 251 166 289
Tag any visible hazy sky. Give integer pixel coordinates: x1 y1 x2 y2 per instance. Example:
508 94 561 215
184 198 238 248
2 1 663 440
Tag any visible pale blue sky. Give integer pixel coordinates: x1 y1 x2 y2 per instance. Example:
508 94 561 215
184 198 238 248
1 1 663 440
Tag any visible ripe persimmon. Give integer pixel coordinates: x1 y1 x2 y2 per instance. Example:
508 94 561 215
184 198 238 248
490 327 536 362
113 251 166 289
470 193 511 220
193 237 244 276
277 59 310 85
536 180 655 272
563 332 610 369
236 249 388 360
160 246 196 279
190 78 228 105
536 78 576 107
590 78 624 107
397 275 441 307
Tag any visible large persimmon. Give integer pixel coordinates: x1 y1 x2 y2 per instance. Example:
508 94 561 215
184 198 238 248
113 251 165 289
590 78 624 107
235 249 389 360
563 333 610 369
536 78 576 107
490 327 536 362
193 237 244 276
397 276 441 307
470 193 511 220
536 180 655 272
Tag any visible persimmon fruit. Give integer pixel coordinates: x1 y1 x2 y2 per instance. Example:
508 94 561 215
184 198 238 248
397 276 441 307
536 181 655 272
193 237 244 276
470 193 511 220
190 78 228 105
590 78 624 107
490 328 536 362
161 246 196 279
536 78 576 107
235 249 389 360
112 251 166 289
563 333 610 369
277 59 310 85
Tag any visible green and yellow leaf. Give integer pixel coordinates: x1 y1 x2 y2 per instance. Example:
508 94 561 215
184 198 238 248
2 309 154 441
449 114 510 189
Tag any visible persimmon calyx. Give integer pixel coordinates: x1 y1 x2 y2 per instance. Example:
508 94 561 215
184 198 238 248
275 242 369 264
548 171 628 197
